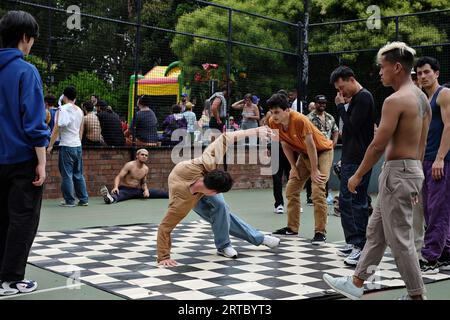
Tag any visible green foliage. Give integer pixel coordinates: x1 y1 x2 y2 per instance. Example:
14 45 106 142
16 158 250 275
53 71 128 115
25 55 57 93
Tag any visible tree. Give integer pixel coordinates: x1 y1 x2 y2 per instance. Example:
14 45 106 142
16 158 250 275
54 71 128 114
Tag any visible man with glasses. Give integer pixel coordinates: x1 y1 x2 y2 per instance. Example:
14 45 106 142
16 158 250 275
100 149 168 204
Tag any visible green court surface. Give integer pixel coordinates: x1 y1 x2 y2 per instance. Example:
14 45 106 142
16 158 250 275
3 189 449 300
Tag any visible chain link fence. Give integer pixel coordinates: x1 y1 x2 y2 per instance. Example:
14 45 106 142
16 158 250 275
2 1 449 146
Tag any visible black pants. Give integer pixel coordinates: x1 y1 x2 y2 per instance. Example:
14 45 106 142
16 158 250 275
272 145 291 207
0 159 42 281
209 117 226 131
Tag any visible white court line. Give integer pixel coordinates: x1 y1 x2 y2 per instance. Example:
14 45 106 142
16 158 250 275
0 283 86 300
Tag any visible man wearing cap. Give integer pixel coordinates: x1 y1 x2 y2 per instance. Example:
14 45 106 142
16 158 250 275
308 95 339 146
179 93 189 112
330 66 376 266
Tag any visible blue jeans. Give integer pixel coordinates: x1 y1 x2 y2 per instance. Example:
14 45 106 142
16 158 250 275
193 194 265 250
112 186 169 202
58 146 88 204
339 163 372 249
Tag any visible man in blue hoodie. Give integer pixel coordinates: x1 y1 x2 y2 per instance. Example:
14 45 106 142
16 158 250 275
0 11 49 296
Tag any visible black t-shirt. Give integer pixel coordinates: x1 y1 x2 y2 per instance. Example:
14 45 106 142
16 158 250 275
97 111 125 146
131 110 158 143
337 88 375 165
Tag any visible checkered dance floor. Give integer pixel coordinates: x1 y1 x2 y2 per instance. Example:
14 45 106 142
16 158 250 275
28 221 450 300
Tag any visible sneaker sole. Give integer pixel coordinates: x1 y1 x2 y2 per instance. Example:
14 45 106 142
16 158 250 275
344 260 359 266
0 288 19 296
323 276 361 300
217 252 238 259
336 251 352 257
272 233 298 237
311 241 326 245
421 268 440 275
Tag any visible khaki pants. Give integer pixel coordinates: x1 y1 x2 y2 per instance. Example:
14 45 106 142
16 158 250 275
413 192 425 259
286 149 333 233
355 160 425 296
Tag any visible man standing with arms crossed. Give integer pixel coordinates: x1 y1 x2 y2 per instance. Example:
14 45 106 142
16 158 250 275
323 42 431 300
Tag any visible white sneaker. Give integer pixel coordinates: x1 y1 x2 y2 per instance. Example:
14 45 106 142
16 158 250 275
263 235 280 248
2 279 38 293
100 185 115 204
344 247 362 266
217 246 238 258
337 244 354 257
323 274 363 300
275 205 284 214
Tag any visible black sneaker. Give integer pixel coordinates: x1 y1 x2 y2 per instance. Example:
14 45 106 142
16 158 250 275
272 227 298 236
306 198 313 206
420 259 439 274
311 232 326 245
437 258 450 271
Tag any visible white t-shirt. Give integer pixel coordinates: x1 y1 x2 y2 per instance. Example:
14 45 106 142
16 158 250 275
58 103 84 147
290 99 303 113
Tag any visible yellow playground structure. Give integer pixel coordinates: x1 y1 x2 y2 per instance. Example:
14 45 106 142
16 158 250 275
128 61 184 124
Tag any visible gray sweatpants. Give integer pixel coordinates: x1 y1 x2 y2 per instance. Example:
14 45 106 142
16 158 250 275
355 159 426 296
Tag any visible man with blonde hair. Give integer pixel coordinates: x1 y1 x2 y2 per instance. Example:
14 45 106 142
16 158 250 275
100 149 168 204
323 42 432 300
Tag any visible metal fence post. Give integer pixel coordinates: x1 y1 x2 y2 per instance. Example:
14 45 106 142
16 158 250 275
395 15 399 40
132 0 142 151
298 0 310 113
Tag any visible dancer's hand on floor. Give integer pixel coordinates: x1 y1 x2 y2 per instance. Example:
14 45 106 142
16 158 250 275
158 259 178 267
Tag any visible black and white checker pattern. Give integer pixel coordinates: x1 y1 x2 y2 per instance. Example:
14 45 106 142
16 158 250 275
28 221 450 300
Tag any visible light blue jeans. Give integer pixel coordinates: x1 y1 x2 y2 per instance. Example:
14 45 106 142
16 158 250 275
58 146 89 204
193 194 264 250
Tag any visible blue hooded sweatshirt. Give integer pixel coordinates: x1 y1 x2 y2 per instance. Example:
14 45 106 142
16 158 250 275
0 48 50 164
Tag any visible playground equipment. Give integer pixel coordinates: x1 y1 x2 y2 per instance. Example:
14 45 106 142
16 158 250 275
128 61 184 124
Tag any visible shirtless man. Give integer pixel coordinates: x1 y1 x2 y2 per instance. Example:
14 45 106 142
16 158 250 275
100 149 168 204
322 42 432 300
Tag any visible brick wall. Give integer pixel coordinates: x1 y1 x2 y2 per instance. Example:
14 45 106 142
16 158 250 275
44 146 274 199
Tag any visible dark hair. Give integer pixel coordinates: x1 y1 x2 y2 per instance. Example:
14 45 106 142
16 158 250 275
63 86 76 101
44 95 56 106
416 56 440 72
277 89 288 97
138 95 152 107
96 100 108 109
329 66 355 84
0 11 39 48
381 47 415 74
172 104 181 114
203 170 234 193
82 101 94 112
244 93 252 101
267 93 290 110
221 85 228 92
